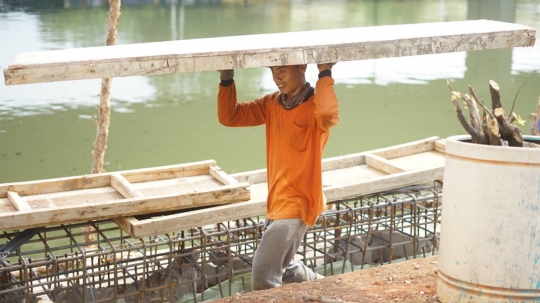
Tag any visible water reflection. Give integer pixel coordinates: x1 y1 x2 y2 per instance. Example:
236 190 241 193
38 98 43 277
0 0 539 183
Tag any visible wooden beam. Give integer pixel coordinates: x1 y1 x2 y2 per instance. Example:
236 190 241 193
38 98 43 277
3 20 535 85
365 154 409 175
7 191 32 211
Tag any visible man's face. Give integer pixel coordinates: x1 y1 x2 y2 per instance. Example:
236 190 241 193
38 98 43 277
270 65 306 97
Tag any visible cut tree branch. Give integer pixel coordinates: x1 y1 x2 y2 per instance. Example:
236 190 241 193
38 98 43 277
489 80 502 110
494 108 523 147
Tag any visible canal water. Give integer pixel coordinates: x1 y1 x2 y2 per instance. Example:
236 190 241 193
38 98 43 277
0 0 539 183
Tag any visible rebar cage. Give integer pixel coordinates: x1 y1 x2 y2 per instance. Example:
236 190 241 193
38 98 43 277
0 182 442 303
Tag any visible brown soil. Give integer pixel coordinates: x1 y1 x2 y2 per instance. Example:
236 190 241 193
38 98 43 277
212 256 441 303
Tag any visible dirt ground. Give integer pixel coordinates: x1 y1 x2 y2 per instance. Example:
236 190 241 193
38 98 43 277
213 256 441 303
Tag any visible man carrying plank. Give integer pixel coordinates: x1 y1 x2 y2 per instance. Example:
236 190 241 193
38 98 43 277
217 63 339 290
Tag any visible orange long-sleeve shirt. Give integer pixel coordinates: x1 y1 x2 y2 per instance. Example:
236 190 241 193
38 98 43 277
218 76 339 226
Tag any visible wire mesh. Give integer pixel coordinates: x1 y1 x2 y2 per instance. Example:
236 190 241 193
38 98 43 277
0 182 441 303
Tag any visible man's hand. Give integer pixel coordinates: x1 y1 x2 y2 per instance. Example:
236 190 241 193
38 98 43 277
317 63 336 73
218 69 234 81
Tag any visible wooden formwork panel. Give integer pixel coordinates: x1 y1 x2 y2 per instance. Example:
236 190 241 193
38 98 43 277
0 160 250 231
120 137 446 238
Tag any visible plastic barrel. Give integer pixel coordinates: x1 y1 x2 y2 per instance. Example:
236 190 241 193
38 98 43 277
437 135 540 302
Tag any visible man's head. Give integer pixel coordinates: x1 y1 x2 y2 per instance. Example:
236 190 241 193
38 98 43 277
269 64 307 99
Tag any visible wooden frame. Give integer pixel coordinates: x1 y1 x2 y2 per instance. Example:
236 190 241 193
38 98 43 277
117 137 447 238
0 160 250 231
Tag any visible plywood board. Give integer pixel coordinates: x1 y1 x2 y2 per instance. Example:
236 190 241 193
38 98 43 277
119 137 446 238
3 20 535 85
0 160 250 231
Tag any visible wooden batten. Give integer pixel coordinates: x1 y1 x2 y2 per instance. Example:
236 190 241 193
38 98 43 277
7 191 31 211
209 165 239 185
365 154 409 175
110 173 144 199
3 20 535 85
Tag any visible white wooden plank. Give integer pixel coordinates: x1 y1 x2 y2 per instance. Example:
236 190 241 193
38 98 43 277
4 20 535 85
365 154 409 174
7 191 32 211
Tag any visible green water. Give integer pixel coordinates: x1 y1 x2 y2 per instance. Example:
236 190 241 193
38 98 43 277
0 0 539 183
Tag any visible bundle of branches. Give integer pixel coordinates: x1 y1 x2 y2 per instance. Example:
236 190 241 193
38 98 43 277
447 80 538 148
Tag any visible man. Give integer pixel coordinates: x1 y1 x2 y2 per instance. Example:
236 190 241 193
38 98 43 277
217 63 339 290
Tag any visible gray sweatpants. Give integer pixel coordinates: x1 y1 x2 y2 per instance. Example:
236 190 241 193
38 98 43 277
251 218 320 291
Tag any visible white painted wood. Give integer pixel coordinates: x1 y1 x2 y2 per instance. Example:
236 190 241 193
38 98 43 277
7 191 32 211
3 20 535 85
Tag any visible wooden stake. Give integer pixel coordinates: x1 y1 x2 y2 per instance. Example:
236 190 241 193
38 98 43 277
92 0 121 174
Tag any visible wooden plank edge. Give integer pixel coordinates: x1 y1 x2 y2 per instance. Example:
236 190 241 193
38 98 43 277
126 199 266 238
121 160 216 183
372 136 439 159
365 154 409 175
323 166 444 202
7 191 32 211
322 136 440 172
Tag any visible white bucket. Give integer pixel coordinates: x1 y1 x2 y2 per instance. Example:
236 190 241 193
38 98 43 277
437 135 540 302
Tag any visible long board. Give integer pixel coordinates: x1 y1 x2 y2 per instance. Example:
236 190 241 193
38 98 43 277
0 160 250 231
3 20 535 85
115 137 446 238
